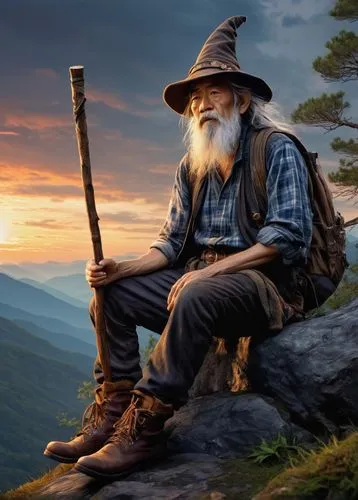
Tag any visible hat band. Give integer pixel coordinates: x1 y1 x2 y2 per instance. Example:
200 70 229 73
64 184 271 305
189 60 240 76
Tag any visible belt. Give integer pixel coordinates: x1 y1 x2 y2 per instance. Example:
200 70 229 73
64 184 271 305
200 248 230 265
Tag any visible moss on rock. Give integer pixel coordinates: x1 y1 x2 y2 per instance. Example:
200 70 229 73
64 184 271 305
254 431 358 499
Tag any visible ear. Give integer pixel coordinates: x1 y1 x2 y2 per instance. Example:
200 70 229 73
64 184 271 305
238 92 251 115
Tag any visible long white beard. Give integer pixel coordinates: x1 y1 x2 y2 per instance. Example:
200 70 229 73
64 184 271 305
183 107 242 179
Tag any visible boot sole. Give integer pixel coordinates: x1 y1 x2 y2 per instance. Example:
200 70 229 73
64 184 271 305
74 453 165 481
43 449 78 464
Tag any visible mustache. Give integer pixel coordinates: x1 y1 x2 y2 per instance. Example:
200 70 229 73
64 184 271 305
199 111 223 127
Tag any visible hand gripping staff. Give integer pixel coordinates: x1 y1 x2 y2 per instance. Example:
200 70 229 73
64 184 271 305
69 66 112 381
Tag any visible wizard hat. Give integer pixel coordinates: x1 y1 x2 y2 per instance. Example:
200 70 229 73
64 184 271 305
163 16 272 115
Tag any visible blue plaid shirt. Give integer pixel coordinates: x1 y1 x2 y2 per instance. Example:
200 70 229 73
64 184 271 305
151 126 313 267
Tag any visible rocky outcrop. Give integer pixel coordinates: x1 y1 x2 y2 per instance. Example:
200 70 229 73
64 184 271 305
36 298 358 499
166 393 312 458
249 297 358 433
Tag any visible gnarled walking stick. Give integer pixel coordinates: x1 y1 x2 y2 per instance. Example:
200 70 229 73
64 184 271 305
69 65 112 381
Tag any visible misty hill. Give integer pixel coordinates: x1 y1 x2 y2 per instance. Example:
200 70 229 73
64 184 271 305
19 277 87 308
0 318 90 491
44 273 92 303
0 301 95 346
0 301 152 355
0 316 93 374
0 254 140 282
12 319 96 358
0 272 91 329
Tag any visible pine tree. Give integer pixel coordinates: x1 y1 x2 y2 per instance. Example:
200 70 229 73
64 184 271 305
291 0 358 200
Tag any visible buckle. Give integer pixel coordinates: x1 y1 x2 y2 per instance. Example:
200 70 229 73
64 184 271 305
201 249 219 265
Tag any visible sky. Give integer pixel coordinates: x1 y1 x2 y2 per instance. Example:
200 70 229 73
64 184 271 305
0 0 357 263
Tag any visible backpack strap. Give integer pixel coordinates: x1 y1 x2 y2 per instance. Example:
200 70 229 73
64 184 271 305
250 128 336 227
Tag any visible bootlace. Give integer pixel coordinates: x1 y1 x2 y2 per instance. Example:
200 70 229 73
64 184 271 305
77 399 106 437
108 399 152 446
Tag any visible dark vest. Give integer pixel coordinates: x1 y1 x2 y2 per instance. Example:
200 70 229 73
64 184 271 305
176 126 308 307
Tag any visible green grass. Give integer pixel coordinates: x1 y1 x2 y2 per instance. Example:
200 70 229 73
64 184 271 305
0 464 74 499
248 434 303 465
254 431 358 499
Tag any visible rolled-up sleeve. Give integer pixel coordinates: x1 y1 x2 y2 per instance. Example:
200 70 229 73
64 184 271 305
150 156 191 265
256 134 313 265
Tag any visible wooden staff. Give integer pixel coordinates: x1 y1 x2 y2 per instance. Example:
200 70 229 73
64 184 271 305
69 65 112 381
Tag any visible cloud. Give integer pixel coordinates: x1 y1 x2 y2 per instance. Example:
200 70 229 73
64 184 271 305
14 184 83 197
136 95 163 106
35 68 58 80
0 131 20 136
148 164 177 175
87 87 129 112
18 219 81 230
281 15 307 27
5 113 71 130
101 210 164 225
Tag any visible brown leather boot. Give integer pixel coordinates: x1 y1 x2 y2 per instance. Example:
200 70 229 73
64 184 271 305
44 380 134 463
74 389 174 479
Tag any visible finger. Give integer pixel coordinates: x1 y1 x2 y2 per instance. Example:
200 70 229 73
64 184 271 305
167 279 183 306
167 286 175 306
89 264 105 271
167 280 186 310
88 271 107 278
87 276 107 283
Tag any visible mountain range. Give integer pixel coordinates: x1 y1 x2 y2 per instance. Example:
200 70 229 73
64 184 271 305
0 315 92 491
0 273 91 330
0 253 140 282
0 272 153 491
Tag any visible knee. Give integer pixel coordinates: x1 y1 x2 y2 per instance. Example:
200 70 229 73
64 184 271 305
176 280 209 308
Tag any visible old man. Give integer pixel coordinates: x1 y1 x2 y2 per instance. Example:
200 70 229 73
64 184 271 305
45 16 321 479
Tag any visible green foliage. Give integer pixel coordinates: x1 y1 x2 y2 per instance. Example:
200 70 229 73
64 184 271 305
329 161 358 195
307 265 358 316
313 30 358 82
291 92 351 131
56 412 80 431
77 380 96 401
248 434 302 465
291 0 358 200
330 0 358 21
55 380 96 433
331 137 358 156
255 431 358 499
141 334 157 365
325 280 358 309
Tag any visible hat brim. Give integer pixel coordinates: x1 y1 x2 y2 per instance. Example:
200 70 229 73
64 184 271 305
163 68 272 115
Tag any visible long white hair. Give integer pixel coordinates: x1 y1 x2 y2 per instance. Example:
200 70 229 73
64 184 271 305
230 82 295 134
180 80 295 179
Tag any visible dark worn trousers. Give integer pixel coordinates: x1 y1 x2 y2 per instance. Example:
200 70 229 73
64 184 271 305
89 267 269 407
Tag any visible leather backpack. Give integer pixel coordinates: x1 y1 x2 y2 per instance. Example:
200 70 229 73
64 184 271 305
250 127 348 288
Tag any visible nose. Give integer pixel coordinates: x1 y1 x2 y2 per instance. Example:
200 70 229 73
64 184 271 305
199 92 213 114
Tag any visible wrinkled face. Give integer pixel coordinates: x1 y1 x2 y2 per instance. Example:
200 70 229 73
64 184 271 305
189 79 234 126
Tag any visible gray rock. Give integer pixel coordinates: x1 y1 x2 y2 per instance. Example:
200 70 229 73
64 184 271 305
249 298 358 432
39 454 224 499
166 392 312 458
38 300 358 498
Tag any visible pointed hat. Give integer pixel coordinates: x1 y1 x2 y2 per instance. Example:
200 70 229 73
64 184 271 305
163 16 272 115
